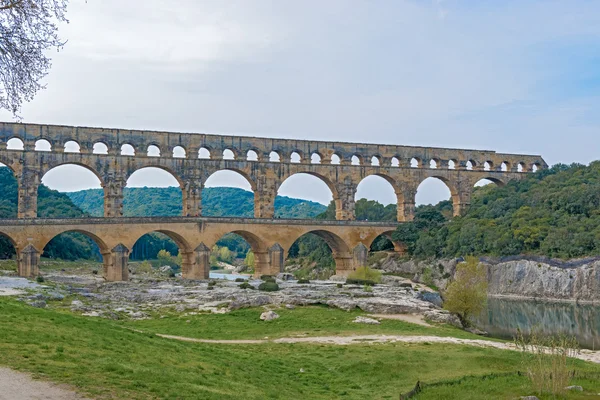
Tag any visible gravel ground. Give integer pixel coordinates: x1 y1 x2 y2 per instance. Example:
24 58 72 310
0 368 87 400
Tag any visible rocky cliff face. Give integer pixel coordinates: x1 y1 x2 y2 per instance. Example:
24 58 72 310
371 253 600 303
486 260 600 302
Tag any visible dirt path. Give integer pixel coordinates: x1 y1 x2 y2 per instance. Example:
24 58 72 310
156 333 600 364
0 367 87 400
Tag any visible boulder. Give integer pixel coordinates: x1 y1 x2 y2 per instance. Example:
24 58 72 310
260 311 279 321
353 316 380 325
29 300 46 308
423 310 463 328
565 386 583 392
417 291 443 307
277 273 295 281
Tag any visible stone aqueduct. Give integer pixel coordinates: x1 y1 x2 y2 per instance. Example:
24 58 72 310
0 122 546 281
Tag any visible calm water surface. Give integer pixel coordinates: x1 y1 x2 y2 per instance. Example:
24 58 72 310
477 297 600 350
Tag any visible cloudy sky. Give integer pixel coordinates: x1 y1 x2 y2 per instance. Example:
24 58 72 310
2 0 600 206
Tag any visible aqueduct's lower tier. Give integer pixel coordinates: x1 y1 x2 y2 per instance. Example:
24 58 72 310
0 217 399 281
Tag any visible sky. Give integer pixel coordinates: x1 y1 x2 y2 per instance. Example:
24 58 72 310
2 0 600 206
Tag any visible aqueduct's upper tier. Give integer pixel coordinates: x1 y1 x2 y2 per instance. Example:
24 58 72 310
0 122 547 221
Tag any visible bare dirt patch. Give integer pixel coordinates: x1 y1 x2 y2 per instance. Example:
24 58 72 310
0 367 87 400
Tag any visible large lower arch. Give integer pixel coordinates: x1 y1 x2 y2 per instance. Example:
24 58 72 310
276 173 334 218
416 176 463 216
354 174 399 222
125 167 183 217
39 163 104 217
128 229 193 278
203 169 256 218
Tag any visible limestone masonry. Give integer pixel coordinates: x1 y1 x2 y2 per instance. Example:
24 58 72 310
0 122 546 281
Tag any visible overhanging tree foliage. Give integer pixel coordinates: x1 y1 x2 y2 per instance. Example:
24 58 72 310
0 0 68 117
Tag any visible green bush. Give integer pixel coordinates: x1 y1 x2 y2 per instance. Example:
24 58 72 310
336 283 343 288
260 275 276 283
297 279 310 284
35 275 45 283
347 266 382 284
238 282 254 290
363 284 373 292
258 282 280 292
208 280 217 287
234 278 246 282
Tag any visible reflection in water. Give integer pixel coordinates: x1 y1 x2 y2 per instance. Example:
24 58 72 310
477 297 600 350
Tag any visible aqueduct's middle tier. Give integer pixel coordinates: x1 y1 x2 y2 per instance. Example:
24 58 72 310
1 150 529 221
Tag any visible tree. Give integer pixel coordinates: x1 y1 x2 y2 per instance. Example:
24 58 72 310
443 256 488 327
0 0 68 117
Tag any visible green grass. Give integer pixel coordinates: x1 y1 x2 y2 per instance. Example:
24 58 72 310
120 306 485 341
0 298 599 399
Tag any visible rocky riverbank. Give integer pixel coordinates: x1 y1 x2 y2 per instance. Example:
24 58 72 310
0 269 459 326
369 253 600 303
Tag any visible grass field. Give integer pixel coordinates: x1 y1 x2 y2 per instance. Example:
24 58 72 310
1 298 599 399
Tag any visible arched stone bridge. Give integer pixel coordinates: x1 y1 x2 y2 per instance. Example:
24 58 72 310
0 217 398 281
0 122 547 281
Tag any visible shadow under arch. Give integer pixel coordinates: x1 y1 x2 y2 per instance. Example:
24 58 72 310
293 229 350 255
40 229 107 266
366 231 405 254
225 230 267 252
0 231 18 259
129 229 192 254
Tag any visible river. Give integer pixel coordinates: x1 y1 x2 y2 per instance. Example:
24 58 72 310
477 297 600 350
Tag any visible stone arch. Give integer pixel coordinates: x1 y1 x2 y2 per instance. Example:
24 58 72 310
0 231 18 259
310 152 322 164
355 173 400 221
484 161 493 171
93 142 109 155
330 153 341 165
204 168 256 192
246 149 259 161
173 146 186 158
128 229 192 254
288 229 352 276
198 147 211 159
531 162 541 172
290 151 303 163
64 140 81 153
501 161 510 172
269 151 281 162
448 159 457 170
410 157 421 168
6 138 24 150
147 144 161 157
223 148 237 160
474 177 505 187
370 155 381 166
351 154 362 165
126 165 184 188
416 176 457 211
391 157 400 167
429 158 439 169
466 160 476 170
34 139 52 151
277 172 337 211
121 143 136 156
367 231 405 254
40 228 109 255
41 161 105 186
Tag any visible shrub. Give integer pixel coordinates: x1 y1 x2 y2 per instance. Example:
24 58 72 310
346 278 376 286
336 283 343 288
258 282 280 292
168 270 176 278
260 275 276 283
347 266 382 284
363 284 373 293
238 282 254 290
136 260 153 274
515 329 579 397
208 280 217 287
443 256 487 327
399 282 412 288
297 279 310 284
35 275 45 283
234 278 246 283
